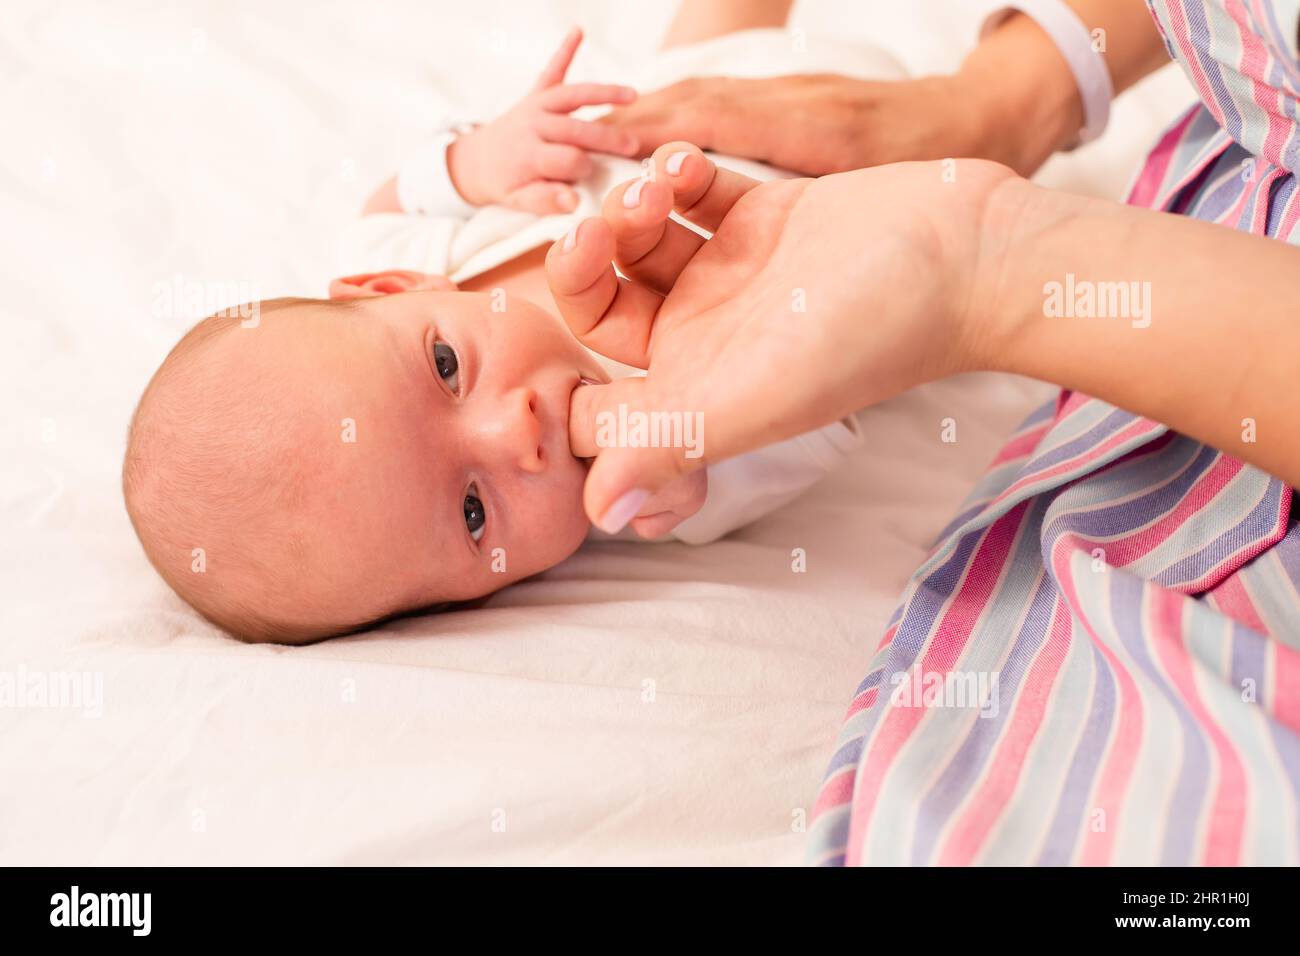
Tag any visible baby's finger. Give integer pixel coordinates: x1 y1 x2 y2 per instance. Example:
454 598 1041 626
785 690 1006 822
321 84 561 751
502 181 579 216
546 217 663 369
535 114 638 157
539 82 637 114
533 143 593 182
532 26 582 91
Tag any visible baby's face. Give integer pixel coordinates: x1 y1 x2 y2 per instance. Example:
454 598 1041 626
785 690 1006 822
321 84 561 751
230 289 608 629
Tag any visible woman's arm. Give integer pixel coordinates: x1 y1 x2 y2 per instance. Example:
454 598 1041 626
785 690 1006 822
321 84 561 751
550 146 1298 531
963 0 1171 173
976 179 1297 486
603 0 1168 176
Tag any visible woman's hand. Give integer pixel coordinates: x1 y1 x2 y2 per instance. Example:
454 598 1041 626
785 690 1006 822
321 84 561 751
446 27 641 214
599 73 1005 175
550 142 1021 531
600 6 1167 178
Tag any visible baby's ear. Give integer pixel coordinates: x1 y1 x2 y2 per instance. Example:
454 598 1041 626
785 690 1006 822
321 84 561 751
328 270 456 299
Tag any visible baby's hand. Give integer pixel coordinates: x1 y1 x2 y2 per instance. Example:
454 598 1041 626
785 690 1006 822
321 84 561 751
446 27 639 215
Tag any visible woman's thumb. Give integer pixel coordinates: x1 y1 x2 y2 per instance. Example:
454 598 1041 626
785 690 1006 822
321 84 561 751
585 446 703 533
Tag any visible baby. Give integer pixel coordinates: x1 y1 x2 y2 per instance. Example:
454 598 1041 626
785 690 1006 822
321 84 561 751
124 8 899 642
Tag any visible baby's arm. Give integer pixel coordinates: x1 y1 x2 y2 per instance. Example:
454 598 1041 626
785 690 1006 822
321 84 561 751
362 28 638 219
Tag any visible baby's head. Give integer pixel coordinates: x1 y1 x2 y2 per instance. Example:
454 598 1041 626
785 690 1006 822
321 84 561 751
124 271 607 642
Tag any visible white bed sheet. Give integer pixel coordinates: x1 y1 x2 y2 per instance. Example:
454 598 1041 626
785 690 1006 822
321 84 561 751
0 0 1190 864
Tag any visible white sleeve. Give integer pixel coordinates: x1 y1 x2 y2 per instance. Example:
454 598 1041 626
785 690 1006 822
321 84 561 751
334 134 478 278
669 415 863 545
394 132 478 220
335 212 462 278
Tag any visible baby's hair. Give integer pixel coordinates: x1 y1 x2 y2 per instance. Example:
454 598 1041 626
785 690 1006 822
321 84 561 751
123 297 355 643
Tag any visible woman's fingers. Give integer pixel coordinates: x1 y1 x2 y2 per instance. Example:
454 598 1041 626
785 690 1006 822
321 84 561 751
532 26 583 91
654 141 761 232
534 113 638 156
545 141 763 363
539 82 637 114
546 217 664 368
602 142 760 293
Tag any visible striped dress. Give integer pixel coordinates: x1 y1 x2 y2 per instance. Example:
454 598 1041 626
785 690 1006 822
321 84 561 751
807 0 1300 866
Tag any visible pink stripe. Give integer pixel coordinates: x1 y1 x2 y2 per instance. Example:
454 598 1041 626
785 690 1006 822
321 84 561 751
1226 0 1292 171
988 418 1163 511
1206 571 1270 633
875 622 898 654
845 686 879 720
1272 640 1300 735
936 598 1072 865
1149 588 1247 866
810 767 856 821
990 421 1052 467
1054 456 1243 577
1128 108 1201 208
843 503 1028 865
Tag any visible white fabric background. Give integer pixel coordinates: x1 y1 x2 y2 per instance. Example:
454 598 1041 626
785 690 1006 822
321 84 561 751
0 0 1189 864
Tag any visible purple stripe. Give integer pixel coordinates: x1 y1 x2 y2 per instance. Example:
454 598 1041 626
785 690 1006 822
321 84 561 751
1187 147 1258 220
1155 474 1286 588
1038 438 1213 546
1272 521 1300 588
1182 0 1247 146
1109 569 1209 865
1019 407 1143 477
1035 641 1116 865
824 736 864 777
1266 171 1298 234
1230 620 1267 705
934 407 1149 546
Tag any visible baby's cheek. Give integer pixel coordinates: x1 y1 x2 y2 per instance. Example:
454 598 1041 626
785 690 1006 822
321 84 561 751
526 479 591 570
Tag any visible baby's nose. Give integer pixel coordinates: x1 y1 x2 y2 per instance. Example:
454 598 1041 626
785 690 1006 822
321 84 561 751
478 387 544 474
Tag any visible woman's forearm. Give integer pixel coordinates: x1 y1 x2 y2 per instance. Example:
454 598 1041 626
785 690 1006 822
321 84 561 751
960 0 1169 174
978 178 1299 486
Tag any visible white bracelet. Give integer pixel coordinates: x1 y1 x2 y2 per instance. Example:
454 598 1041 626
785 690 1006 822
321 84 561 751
395 128 478 219
982 1 1114 147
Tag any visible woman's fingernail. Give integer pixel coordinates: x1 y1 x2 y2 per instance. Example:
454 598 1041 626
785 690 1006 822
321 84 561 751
597 488 650 534
558 188 578 212
665 150 690 176
562 222 579 253
622 178 647 209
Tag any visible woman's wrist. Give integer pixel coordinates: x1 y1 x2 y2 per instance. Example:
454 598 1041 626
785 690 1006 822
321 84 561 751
957 12 1086 175
960 173 1089 375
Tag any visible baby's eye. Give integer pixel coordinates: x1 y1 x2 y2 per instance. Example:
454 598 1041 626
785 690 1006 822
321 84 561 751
433 340 461 394
464 485 486 542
